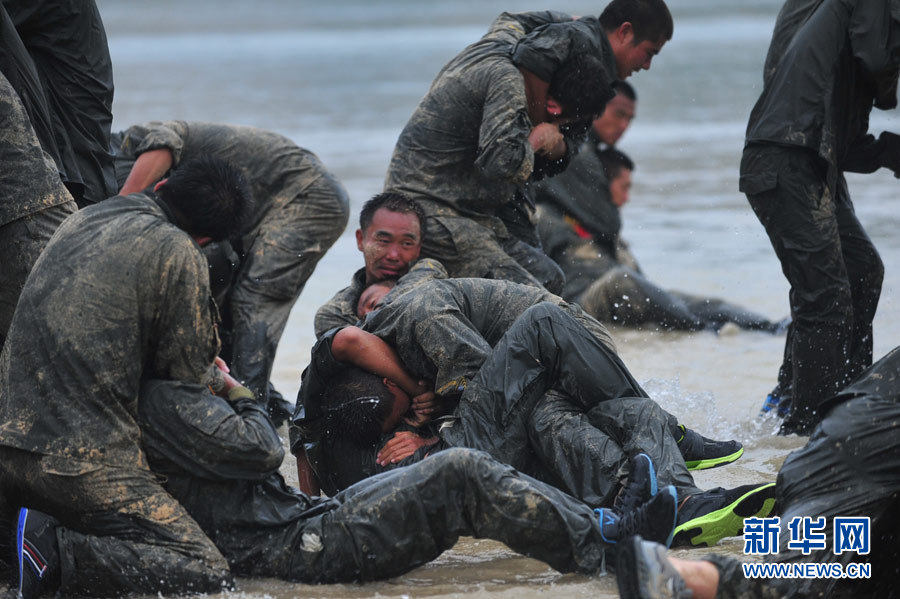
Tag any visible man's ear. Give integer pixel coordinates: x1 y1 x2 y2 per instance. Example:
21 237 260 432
383 377 398 390
547 97 564 117
356 228 364 251
612 21 635 46
153 178 168 192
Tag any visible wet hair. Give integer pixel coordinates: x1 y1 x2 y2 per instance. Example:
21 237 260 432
550 53 615 120
599 0 674 44
614 80 637 102
322 367 395 445
358 192 426 241
598 147 635 181
156 155 253 241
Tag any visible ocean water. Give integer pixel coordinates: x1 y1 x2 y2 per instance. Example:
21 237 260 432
98 1 900 596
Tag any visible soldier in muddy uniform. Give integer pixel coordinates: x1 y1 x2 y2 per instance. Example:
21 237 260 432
114 120 350 423
0 156 251 598
384 3 675 289
293 262 776 548
314 192 425 339
136 376 676 585
617 345 900 599
534 141 783 332
1 0 116 206
0 68 76 350
739 0 900 433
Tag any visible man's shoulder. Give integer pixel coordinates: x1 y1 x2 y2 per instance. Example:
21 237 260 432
314 268 366 338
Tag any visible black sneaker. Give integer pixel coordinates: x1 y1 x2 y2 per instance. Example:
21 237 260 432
677 426 743 471
12 507 60 599
597 485 677 547
672 482 776 548
616 535 693 599
613 453 658 515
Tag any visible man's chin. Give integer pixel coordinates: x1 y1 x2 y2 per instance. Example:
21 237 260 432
374 270 404 281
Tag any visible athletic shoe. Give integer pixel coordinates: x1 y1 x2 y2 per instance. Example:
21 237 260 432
677 426 743 471
613 453 658 514
12 507 60 599
616 535 693 599
597 485 678 547
672 482 777 548
760 393 791 418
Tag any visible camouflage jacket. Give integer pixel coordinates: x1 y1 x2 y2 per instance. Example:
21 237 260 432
385 12 617 223
0 194 220 469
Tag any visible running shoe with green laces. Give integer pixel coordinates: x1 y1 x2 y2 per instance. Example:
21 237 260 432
677 425 744 471
672 482 777 548
616 535 693 599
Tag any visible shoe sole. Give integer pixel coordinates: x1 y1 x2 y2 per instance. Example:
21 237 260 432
672 482 776 548
685 445 744 471
615 536 653 599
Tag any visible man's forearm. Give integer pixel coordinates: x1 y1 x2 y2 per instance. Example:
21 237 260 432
120 148 174 194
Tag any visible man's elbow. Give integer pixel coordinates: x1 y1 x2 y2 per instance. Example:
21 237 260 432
260 444 286 474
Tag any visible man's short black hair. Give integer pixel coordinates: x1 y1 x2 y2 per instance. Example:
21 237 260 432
598 147 635 181
322 366 395 445
550 53 615 120
358 192 426 240
156 155 252 241
599 0 674 44
614 80 637 102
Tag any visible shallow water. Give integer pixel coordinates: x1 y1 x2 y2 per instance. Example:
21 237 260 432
95 0 900 595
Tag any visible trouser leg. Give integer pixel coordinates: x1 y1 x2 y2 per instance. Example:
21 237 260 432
502 237 566 295
578 266 705 330
227 168 349 401
587 398 701 497
745 147 853 432
5 0 116 205
0 202 76 350
527 391 625 507
420 212 547 288
705 553 804 599
674 291 777 331
442 301 645 468
832 176 882 383
0 448 232 597
285 448 609 582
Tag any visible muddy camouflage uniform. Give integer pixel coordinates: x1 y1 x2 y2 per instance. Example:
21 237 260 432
700 346 900 598
140 379 625 582
313 267 365 338
533 133 779 332
114 121 350 406
384 11 616 289
0 69 75 350
294 261 703 506
2 0 116 206
0 195 232 596
740 0 900 433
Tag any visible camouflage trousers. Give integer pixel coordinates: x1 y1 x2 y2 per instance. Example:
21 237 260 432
274 448 610 582
0 201 76 350
225 164 349 403
441 302 693 504
527 392 700 508
0 446 232 597
421 209 563 292
577 265 777 333
743 144 883 433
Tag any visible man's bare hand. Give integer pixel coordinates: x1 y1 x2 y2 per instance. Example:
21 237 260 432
376 431 439 466
529 122 565 157
214 356 230 373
